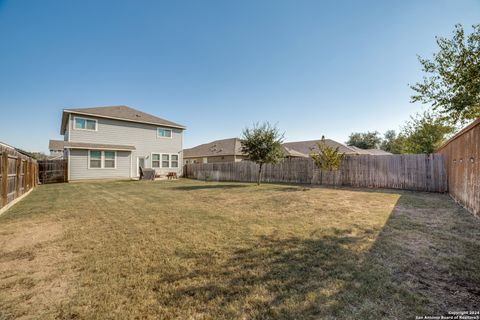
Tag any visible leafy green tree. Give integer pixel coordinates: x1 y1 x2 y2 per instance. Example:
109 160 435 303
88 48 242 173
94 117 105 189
380 130 406 154
401 112 455 154
241 122 284 185
346 131 382 149
310 138 344 171
410 24 480 125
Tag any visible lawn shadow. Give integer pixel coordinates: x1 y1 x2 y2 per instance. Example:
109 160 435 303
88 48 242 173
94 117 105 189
157 233 367 319
319 193 480 318
155 192 480 319
172 184 248 191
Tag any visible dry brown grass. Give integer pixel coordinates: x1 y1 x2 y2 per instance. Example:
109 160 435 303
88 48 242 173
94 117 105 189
0 179 478 319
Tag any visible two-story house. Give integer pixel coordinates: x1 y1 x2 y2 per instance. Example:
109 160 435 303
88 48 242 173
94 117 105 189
49 106 185 181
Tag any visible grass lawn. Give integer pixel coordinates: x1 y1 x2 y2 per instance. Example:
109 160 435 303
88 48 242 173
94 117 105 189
0 179 479 319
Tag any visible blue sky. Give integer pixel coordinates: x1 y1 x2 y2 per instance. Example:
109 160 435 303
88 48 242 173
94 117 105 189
0 0 478 152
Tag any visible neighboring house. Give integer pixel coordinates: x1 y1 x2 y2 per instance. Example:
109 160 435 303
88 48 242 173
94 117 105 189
49 106 185 181
183 138 247 164
49 140 65 159
184 138 391 164
183 138 308 164
348 146 393 155
283 139 393 156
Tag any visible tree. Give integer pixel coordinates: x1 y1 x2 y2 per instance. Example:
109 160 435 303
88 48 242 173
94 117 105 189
410 24 480 125
401 112 455 154
241 122 284 185
380 130 406 154
346 131 382 149
310 138 344 170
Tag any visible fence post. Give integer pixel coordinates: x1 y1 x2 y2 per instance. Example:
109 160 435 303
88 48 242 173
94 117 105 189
1 152 8 207
24 160 29 191
15 157 21 197
64 159 68 183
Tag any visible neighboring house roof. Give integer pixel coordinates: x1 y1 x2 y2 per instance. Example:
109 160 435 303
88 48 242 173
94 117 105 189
49 139 135 151
184 137 392 159
282 139 358 155
348 146 393 155
49 140 65 151
282 146 309 158
184 138 243 158
363 149 393 155
60 105 185 134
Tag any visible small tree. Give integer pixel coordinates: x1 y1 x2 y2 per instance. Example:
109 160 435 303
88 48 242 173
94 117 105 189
241 122 284 185
310 138 345 171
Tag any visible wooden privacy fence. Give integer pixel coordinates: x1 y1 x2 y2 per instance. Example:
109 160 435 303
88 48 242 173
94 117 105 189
38 160 68 184
437 117 480 216
184 154 448 192
0 145 38 211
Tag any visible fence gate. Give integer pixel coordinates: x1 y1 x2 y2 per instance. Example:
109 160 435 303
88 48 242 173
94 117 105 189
38 160 68 184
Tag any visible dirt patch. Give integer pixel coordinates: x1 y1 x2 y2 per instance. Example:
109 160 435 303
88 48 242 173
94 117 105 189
0 221 75 319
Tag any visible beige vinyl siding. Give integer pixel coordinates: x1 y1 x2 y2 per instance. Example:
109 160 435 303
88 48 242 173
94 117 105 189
68 115 183 177
69 149 131 181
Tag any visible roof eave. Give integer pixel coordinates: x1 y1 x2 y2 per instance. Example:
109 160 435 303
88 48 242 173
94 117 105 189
64 146 135 151
62 109 186 130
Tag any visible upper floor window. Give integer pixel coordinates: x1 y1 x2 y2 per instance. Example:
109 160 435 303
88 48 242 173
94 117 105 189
75 117 97 131
157 127 172 138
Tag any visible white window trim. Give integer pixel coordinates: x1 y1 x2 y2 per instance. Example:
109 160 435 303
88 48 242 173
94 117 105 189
170 154 179 168
88 150 117 169
157 127 173 139
151 152 161 168
161 153 170 168
73 116 98 132
150 152 180 168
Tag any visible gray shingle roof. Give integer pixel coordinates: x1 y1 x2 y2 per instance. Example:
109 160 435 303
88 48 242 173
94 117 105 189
184 138 392 159
49 140 135 151
282 139 358 155
60 105 185 134
184 138 243 158
347 146 393 155
49 140 65 150
184 138 310 159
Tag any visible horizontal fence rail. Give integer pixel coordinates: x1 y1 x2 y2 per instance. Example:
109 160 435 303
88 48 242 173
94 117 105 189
184 154 448 193
38 160 68 184
0 145 38 211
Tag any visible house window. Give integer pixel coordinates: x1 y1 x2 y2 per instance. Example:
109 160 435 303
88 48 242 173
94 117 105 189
152 154 160 168
157 128 172 138
75 117 97 131
89 151 102 168
162 154 170 167
104 151 116 168
89 150 116 169
171 155 179 168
